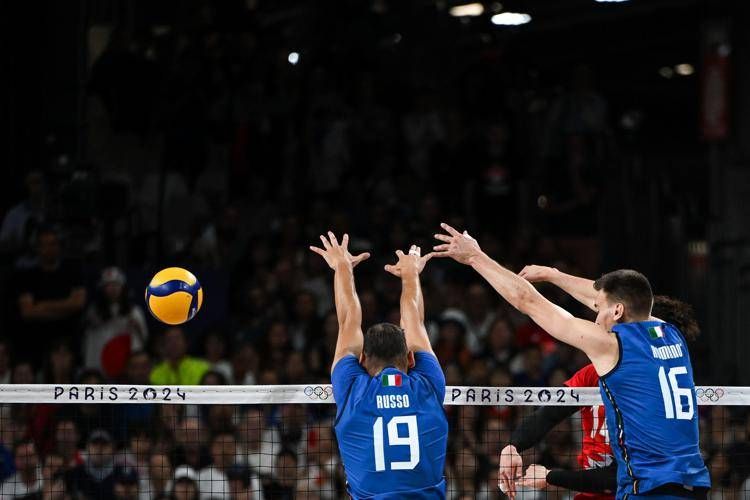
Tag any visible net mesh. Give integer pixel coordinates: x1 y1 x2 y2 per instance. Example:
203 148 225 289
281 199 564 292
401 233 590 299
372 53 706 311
0 385 745 499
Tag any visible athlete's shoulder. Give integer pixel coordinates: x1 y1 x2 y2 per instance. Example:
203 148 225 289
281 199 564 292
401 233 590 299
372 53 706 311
565 363 599 388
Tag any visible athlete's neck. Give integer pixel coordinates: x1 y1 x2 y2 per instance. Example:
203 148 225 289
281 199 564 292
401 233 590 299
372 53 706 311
366 363 408 377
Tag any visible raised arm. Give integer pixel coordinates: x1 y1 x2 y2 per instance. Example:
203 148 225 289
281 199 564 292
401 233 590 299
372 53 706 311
385 245 433 354
520 265 597 312
310 232 371 372
433 224 617 372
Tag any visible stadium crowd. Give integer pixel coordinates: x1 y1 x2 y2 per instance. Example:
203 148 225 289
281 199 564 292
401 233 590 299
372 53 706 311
0 4 744 499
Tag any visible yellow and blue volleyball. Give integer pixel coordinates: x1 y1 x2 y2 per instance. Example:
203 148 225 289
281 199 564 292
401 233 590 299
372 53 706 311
145 267 203 325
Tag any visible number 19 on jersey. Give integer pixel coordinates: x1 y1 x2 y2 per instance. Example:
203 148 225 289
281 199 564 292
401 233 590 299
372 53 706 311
373 415 420 471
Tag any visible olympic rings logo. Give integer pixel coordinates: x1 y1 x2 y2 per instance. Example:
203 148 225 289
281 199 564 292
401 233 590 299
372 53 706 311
304 386 333 401
696 388 725 402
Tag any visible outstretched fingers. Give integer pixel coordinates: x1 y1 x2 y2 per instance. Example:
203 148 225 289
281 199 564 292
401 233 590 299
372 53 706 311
319 234 331 250
327 231 339 247
440 222 462 237
351 252 370 266
309 246 326 257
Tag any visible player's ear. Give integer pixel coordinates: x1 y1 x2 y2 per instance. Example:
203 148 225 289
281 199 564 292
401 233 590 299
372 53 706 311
613 302 625 321
407 351 415 369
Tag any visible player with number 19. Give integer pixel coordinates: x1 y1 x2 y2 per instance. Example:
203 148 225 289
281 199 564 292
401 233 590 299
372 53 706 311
310 233 448 499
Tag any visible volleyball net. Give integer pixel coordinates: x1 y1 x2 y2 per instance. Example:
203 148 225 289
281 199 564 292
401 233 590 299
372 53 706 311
0 384 746 499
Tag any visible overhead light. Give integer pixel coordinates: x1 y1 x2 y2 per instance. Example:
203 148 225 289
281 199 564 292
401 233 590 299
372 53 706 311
491 12 531 26
449 3 485 17
595 0 629 3
288 52 300 65
675 63 694 76
658 66 674 79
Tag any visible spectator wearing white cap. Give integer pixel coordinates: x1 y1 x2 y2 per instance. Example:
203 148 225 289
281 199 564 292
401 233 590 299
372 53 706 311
83 266 148 379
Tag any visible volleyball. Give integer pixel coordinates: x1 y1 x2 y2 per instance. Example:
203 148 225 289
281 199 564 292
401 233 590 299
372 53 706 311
145 267 203 325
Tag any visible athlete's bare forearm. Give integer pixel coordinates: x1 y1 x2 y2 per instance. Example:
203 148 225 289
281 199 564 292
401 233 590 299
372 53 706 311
400 271 431 353
469 252 537 312
333 262 363 356
548 271 597 312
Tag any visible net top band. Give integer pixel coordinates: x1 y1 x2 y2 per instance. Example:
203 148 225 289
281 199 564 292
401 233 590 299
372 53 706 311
0 384 744 406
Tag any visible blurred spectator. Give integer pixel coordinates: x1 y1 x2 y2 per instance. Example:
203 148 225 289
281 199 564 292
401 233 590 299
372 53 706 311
512 345 548 387
124 351 152 385
116 353 156 433
113 466 140 500
41 340 75 384
197 432 238 499
0 339 12 384
53 418 83 469
263 449 298 500
83 267 148 379
150 328 210 385
482 318 517 369
66 429 123 498
237 408 280 477
171 465 200 500
202 331 232 382
288 291 321 351
0 440 42 498
0 410 20 481
15 226 86 367
11 361 35 384
172 417 211 471
434 313 471 369
228 342 258 385
463 284 497 354
0 171 47 255
117 427 151 478
41 453 67 500
144 453 173 500
226 463 264 500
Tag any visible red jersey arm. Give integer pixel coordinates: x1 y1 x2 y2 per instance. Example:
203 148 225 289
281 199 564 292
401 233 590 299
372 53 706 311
564 363 599 388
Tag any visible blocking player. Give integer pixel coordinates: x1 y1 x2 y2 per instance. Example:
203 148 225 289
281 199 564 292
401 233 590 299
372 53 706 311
310 233 448 499
504 295 701 499
433 224 710 500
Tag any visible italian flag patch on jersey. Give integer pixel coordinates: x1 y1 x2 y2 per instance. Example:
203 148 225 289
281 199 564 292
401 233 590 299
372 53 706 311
648 325 664 339
382 374 402 387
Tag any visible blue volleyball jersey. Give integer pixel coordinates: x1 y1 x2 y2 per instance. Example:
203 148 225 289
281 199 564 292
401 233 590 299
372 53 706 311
599 321 710 499
331 352 448 499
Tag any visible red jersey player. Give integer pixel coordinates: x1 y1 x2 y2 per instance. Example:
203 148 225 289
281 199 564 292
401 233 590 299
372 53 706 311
500 363 615 500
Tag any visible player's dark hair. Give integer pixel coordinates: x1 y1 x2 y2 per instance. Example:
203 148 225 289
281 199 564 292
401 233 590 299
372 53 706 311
652 295 700 341
593 269 653 321
363 322 408 366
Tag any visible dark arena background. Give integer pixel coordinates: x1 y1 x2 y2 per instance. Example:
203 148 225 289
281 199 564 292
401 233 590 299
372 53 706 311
0 0 749 499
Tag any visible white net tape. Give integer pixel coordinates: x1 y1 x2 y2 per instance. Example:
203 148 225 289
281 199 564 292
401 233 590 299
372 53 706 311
0 384 745 405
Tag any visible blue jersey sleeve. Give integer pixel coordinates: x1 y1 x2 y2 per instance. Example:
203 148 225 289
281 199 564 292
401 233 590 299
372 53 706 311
411 352 446 401
331 355 367 406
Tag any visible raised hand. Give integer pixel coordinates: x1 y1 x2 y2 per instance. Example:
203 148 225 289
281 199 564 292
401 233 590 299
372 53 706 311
498 444 523 499
519 265 557 283
517 464 550 490
310 232 371 270
432 223 483 265
384 245 433 278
